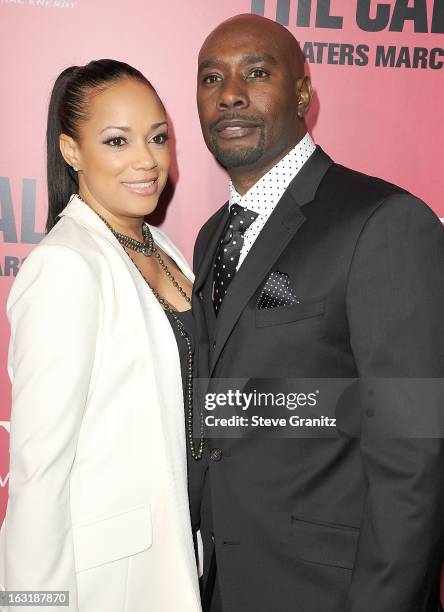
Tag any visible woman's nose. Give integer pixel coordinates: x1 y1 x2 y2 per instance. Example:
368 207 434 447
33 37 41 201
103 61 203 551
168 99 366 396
132 145 158 171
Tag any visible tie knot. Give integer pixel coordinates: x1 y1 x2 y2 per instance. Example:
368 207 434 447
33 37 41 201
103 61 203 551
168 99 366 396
228 204 258 235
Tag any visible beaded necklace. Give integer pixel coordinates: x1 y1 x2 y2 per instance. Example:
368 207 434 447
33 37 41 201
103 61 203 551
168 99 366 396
77 195 204 460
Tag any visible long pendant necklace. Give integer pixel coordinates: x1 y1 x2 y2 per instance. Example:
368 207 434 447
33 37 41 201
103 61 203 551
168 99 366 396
78 195 204 460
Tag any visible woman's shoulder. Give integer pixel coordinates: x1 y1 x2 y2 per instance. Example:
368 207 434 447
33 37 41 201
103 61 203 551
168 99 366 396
7 217 104 311
43 213 104 255
24 218 103 275
27 203 114 268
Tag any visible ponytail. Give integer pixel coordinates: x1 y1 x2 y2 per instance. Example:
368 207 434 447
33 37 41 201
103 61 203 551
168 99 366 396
46 66 79 233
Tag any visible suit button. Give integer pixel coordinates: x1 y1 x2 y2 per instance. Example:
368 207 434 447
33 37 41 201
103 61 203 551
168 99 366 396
212 341 216 348
210 448 223 462
198 291 203 300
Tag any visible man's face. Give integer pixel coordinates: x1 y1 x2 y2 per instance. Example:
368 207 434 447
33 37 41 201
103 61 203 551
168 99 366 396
197 29 302 172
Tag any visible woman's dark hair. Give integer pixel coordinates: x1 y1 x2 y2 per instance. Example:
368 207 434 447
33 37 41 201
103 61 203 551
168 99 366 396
46 59 158 232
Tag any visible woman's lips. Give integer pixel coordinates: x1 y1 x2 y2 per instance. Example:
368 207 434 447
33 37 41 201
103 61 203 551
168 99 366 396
121 178 158 196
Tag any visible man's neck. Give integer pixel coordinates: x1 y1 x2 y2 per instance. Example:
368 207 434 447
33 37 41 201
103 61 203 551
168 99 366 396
229 129 308 196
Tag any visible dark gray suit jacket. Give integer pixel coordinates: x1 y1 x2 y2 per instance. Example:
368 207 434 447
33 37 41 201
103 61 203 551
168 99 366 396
190 147 444 612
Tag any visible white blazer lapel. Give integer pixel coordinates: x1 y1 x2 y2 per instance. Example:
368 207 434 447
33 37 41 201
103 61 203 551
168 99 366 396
59 194 194 282
150 226 194 282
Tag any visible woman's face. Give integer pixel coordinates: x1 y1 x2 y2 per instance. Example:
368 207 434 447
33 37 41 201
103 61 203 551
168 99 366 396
64 77 170 220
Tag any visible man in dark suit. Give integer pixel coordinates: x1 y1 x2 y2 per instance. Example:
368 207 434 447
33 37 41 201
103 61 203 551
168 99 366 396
191 13 444 612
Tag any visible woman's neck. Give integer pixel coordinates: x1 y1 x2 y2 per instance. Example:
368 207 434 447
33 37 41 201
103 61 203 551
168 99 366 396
78 190 145 242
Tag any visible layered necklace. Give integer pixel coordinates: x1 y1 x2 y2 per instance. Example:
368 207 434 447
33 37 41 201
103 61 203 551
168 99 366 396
78 195 204 461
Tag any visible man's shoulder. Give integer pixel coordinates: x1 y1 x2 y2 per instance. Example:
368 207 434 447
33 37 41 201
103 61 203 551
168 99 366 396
325 158 409 202
319 155 441 229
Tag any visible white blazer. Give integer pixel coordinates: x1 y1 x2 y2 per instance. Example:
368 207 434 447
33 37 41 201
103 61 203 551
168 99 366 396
0 194 202 611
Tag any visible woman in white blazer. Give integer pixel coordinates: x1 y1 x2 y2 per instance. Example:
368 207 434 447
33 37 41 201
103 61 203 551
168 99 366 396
0 60 203 611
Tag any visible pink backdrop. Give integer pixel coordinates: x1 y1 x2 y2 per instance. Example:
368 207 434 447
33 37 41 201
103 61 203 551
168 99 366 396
1 0 443 598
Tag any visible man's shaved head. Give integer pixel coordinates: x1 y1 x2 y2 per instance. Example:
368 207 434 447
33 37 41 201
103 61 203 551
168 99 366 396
197 13 312 193
199 13 305 81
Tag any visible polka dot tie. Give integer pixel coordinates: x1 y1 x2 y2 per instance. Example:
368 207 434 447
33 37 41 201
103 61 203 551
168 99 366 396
213 204 258 315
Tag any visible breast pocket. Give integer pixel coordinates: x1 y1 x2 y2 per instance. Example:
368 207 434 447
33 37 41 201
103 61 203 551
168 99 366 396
255 298 325 328
72 503 152 573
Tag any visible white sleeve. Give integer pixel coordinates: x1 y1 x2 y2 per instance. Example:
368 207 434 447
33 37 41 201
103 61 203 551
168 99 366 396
1 244 101 611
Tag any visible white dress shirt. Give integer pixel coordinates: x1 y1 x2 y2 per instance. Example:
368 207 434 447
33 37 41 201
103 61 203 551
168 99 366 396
228 132 316 270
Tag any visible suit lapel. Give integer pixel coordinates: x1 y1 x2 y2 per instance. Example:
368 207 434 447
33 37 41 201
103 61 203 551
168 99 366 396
209 189 305 374
209 146 333 375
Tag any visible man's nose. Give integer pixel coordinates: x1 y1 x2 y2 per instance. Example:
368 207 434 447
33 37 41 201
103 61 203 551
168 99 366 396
216 79 248 111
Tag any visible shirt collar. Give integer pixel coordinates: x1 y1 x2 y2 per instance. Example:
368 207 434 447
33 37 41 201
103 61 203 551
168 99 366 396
228 132 316 214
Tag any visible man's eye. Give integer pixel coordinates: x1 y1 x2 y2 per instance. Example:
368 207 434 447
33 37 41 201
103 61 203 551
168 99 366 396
104 136 127 147
248 68 269 79
151 133 169 145
203 74 222 84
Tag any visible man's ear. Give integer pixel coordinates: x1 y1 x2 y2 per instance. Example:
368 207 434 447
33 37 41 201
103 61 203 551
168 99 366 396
296 76 313 118
59 133 82 172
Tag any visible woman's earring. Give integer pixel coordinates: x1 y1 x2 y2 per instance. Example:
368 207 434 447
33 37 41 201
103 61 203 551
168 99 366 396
73 166 78 172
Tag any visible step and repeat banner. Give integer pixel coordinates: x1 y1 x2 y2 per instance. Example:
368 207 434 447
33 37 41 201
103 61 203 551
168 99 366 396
1 0 443 595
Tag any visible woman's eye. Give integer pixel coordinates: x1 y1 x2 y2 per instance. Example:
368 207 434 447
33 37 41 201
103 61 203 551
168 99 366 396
248 68 269 79
104 136 127 147
203 74 222 85
151 133 169 145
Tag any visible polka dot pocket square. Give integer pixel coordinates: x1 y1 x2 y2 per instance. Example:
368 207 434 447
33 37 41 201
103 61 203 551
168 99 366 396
257 271 301 309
